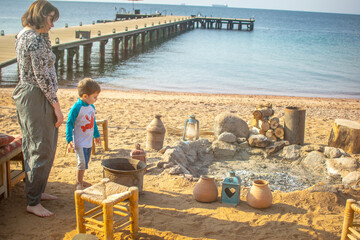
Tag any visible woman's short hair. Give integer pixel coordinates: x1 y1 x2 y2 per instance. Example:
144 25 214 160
78 78 101 97
21 0 59 29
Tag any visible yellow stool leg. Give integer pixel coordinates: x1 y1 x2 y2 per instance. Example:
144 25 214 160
103 199 114 240
341 199 355 240
129 187 139 239
75 190 86 233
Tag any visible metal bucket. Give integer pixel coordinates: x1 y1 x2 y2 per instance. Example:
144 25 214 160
101 158 146 192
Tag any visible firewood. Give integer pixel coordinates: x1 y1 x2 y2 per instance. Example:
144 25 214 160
265 129 274 138
259 120 270 132
249 118 259 128
269 135 278 141
274 126 284 139
259 129 266 135
328 119 360 154
253 109 274 120
270 117 280 129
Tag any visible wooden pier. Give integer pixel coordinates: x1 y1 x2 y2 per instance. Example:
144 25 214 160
195 17 255 31
0 15 254 77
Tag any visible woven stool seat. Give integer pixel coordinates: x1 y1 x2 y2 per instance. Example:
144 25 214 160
75 178 138 240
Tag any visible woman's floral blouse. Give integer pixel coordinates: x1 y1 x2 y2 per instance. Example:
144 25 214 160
15 30 58 105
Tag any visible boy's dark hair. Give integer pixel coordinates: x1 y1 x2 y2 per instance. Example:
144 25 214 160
78 78 101 97
22 0 59 29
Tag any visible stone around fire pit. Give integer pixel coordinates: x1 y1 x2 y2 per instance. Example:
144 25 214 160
214 113 249 138
158 138 359 193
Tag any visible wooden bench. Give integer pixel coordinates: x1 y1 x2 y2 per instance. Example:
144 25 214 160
0 135 25 199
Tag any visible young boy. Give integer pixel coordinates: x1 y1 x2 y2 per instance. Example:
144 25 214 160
66 78 101 190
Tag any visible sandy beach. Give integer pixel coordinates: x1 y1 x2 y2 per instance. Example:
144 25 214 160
0 87 359 240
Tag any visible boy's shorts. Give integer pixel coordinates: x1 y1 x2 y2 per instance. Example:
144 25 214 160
75 147 92 170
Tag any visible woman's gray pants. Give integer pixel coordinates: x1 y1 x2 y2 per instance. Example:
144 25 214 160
12 84 58 206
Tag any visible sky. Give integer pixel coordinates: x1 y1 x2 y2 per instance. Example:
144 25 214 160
56 0 360 15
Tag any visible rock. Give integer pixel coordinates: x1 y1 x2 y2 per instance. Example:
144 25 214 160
302 144 324 153
339 148 351 157
237 137 247 144
157 161 167 168
266 140 287 155
301 151 326 175
163 163 174 169
159 146 170 154
218 132 237 143
280 145 302 161
177 141 197 164
308 183 338 193
211 139 237 159
162 147 188 167
184 174 194 181
326 157 358 177
168 166 182 175
214 113 249 138
324 147 342 158
342 171 360 187
248 134 270 148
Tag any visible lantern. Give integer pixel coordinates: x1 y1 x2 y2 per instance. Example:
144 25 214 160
182 115 199 141
221 171 241 205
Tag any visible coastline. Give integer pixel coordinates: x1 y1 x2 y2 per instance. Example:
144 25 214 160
0 87 359 239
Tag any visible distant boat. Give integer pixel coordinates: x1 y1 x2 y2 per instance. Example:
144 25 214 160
212 4 228 7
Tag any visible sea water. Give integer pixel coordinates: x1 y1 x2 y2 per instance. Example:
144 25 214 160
1 0 359 98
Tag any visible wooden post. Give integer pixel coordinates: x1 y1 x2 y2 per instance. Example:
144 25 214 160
83 43 92 69
100 40 108 62
141 32 146 45
123 36 129 52
75 190 86 233
103 199 114 240
103 120 109 151
284 107 306 145
149 31 153 43
112 38 120 54
132 34 137 50
341 199 355 240
66 47 77 72
129 187 139 239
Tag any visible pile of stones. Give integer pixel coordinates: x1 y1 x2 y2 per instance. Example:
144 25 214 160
157 113 360 192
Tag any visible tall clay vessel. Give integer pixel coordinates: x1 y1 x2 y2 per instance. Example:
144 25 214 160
146 115 166 150
246 180 272 209
193 175 218 203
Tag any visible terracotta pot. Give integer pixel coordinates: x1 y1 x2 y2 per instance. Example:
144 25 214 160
246 180 272 209
193 175 218 203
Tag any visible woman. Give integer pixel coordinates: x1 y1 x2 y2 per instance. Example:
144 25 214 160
12 0 64 217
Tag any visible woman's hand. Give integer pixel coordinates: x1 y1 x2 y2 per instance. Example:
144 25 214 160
52 102 64 128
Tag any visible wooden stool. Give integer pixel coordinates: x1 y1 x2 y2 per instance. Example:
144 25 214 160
341 199 360 240
92 120 109 155
75 178 138 240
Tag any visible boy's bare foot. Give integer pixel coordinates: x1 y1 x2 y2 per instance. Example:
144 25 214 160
27 204 54 217
82 181 92 188
75 183 84 191
41 193 58 200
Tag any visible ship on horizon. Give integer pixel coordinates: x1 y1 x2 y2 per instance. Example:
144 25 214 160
212 4 228 7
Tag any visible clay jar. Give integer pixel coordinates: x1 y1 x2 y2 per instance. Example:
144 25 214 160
193 175 218 203
146 115 166 150
246 180 273 209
